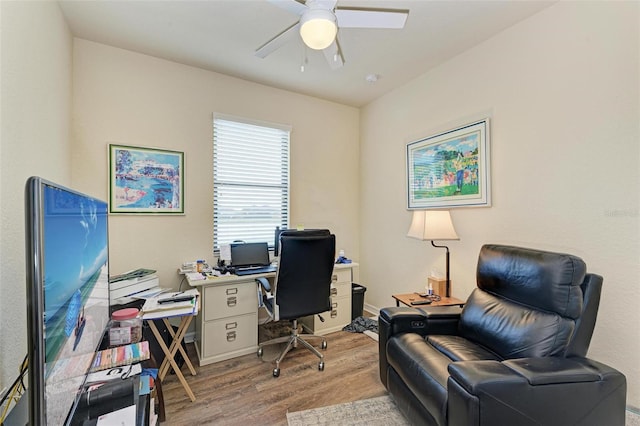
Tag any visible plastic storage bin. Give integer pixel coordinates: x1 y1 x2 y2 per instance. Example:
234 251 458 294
110 307 142 346
351 283 367 320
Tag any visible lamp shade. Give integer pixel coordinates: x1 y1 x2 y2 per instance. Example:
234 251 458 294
407 210 459 241
300 9 337 50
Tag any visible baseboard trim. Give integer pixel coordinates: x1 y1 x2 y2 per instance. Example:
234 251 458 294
364 303 380 316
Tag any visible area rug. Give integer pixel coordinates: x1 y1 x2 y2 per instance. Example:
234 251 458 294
286 395 410 426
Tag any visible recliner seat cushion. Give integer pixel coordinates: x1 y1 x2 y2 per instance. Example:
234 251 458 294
427 335 502 362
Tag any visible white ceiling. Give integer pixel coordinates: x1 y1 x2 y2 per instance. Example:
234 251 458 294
58 0 554 107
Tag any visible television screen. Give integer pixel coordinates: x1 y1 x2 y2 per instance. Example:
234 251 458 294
25 177 110 425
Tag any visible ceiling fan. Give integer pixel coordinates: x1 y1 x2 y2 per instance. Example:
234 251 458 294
255 0 409 70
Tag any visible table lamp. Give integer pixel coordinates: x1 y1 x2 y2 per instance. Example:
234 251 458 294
407 210 459 297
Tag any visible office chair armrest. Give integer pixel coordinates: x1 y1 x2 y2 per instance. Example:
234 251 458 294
255 276 271 293
255 277 273 310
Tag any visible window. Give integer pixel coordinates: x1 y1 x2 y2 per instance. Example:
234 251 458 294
213 115 290 252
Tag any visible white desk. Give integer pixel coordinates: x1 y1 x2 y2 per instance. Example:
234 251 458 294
186 263 358 366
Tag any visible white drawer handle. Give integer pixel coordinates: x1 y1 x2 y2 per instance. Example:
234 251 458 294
330 288 338 296
331 274 338 282
226 288 238 295
226 331 236 342
227 296 237 307
225 322 238 330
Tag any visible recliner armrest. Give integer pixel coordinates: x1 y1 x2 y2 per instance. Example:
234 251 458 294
378 306 463 388
380 307 428 335
447 358 627 426
503 357 603 385
380 305 462 336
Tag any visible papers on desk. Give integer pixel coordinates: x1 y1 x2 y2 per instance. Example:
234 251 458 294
130 287 169 300
185 272 205 281
141 288 199 319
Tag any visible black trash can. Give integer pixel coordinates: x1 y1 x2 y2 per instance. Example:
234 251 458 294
351 283 367 320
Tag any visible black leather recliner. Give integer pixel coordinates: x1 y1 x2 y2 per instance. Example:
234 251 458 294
379 244 627 426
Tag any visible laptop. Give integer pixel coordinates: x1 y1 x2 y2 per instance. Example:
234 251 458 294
230 242 277 276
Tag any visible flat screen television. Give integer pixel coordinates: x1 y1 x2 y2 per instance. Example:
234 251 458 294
25 177 110 425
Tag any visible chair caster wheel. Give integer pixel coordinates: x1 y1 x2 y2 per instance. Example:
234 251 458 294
318 361 325 371
273 368 280 377
257 347 263 357
321 340 327 350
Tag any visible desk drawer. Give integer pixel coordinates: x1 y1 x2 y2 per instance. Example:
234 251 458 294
301 295 351 335
331 269 351 285
203 313 257 358
204 282 257 321
330 281 350 299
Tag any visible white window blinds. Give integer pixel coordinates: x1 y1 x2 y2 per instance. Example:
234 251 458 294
213 115 290 251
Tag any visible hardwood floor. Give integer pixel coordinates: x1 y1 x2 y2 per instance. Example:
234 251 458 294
160 329 386 425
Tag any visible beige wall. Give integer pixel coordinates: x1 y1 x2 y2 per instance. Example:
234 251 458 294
360 1 639 408
0 1 72 390
71 39 360 293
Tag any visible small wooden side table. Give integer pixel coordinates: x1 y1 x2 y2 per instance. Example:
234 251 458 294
143 294 200 402
392 293 465 308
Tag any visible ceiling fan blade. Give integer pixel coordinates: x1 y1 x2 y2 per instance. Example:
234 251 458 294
335 8 409 29
267 0 308 16
323 39 344 70
255 22 301 58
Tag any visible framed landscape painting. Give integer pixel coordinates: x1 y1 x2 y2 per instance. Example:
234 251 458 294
109 144 184 214
406 119 491 209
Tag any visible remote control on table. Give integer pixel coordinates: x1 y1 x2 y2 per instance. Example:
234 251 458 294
410 299 432 306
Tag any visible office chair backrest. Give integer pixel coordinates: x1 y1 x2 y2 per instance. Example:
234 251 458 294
459 244 589 359
274 229 335 320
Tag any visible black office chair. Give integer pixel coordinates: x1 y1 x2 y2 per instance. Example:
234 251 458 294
256 229 336 377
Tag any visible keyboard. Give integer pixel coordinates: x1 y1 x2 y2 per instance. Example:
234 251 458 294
234 265 277 276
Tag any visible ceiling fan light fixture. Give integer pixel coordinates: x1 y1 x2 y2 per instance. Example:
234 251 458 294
300 9 337 50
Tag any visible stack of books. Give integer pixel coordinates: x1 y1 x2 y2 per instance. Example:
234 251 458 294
110 268 160 305
89 341 150 373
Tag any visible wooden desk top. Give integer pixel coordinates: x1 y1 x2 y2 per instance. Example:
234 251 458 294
392 293 465 308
